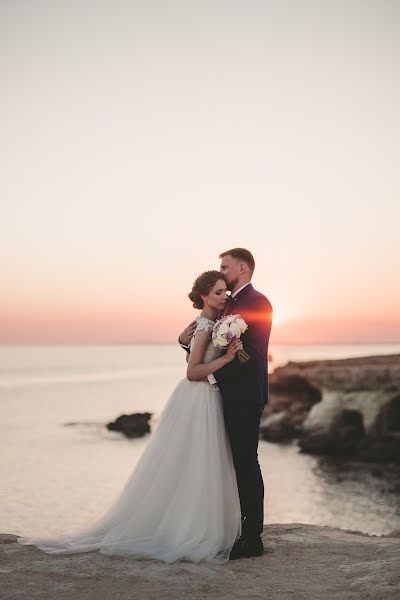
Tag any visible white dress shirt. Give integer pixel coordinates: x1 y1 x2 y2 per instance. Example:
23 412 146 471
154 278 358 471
230 282 251 299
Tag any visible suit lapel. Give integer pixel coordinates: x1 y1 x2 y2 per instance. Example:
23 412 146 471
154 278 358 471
223 283 253 316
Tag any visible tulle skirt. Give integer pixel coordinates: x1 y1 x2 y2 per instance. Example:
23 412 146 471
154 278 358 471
17 379 241 563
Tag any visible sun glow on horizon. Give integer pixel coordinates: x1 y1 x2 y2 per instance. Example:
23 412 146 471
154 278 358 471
272 310 282 326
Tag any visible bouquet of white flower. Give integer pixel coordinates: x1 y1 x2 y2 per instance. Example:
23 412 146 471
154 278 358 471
212 314 251 363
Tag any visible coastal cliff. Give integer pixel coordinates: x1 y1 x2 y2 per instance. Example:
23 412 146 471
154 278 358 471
2 525 399 600
261 354 400 461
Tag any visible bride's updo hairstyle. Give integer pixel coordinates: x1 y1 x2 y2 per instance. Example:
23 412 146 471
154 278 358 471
188 270 227 310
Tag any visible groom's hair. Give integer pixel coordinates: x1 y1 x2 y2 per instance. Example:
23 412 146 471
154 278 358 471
219 248 255 274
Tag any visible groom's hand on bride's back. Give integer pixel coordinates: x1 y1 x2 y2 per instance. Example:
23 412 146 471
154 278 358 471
178 320 197 347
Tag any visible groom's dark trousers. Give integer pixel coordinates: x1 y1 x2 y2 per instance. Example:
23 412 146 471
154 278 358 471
213 284 272 540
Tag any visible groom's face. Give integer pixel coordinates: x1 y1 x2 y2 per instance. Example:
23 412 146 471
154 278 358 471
219 255 240 291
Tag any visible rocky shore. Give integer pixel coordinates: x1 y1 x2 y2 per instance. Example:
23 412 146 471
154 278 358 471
261 354 400 461
2 525 399 600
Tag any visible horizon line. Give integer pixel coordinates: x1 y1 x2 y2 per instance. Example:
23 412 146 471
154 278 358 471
1 340 400 347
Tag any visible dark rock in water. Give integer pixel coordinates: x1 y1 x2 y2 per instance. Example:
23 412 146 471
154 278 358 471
260 374 322 442
260 411 297 442
332 410 366 455
356 437 400 462
299 411 366 457
300 391 400 462
263 354 400 463
107 413 152 438
301 410 367 456
297 428 337 455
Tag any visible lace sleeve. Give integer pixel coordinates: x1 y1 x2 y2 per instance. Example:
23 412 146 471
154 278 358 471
195 317 215 333
189 317 215 350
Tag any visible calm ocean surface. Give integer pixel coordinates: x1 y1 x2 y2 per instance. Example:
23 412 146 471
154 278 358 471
1 343 400 538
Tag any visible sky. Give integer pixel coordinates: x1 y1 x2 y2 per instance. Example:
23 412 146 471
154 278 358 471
1 0 399 344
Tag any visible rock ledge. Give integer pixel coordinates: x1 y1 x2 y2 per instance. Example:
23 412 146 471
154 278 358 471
2 524 399 600
262 354 400 461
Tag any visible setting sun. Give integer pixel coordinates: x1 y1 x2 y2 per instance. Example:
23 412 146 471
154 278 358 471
272 310 282 326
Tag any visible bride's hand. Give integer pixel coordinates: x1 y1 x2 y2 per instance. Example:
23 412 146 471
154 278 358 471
225 338 243 362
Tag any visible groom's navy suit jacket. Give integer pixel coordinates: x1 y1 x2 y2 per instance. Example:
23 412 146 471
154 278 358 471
214 283 272 538
214 283 272 407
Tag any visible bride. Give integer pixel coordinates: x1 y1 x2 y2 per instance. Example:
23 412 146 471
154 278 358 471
17 270 242 563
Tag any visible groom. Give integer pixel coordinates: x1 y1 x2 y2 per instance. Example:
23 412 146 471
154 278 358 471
179 248 273 559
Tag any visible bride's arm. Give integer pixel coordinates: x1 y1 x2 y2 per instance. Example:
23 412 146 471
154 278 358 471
186 330 241 381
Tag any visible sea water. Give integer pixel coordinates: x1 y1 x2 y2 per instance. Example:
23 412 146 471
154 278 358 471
1 343 400 537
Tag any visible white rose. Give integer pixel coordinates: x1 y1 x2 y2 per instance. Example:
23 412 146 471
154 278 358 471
235 317 247 333
229 323 241 337
225 315 235 324
215 336 229 347
218 323 229 334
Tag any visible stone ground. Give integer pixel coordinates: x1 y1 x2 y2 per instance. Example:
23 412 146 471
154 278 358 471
1 524 399 600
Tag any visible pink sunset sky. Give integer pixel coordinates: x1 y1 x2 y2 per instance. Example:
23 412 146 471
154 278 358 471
1 1 399 345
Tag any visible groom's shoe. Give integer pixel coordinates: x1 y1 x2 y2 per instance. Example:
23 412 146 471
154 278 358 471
241 536 264 558
228 537 245 560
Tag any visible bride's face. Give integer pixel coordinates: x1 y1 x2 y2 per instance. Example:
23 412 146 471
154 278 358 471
202 279 228 311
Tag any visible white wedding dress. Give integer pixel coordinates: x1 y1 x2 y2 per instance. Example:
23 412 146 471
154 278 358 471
17 317 241 563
